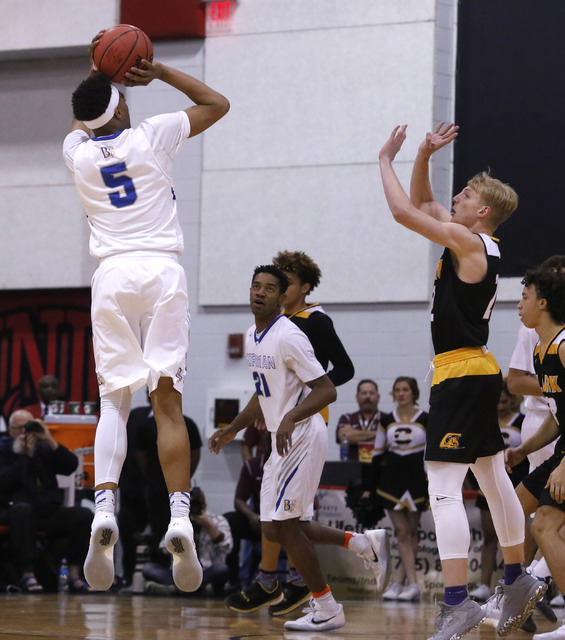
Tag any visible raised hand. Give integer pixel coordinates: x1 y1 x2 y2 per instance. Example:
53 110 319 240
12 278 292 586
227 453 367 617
122 60 164 87
419 121 459 158
87 30 105 77
379 125 407 163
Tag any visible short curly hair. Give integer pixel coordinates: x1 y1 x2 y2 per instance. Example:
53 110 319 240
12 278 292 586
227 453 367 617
252 264 289 294
272 251 322 292
522 267 565 325
71 74 113 122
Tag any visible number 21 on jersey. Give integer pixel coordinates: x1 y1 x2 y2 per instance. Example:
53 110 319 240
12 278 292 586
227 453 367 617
253 371 271 397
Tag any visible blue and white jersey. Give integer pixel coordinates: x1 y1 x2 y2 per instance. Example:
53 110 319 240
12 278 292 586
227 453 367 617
246 315 326 432
62 111 191 258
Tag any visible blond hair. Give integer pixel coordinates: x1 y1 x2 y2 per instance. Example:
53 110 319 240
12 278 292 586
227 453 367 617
467 171 518 230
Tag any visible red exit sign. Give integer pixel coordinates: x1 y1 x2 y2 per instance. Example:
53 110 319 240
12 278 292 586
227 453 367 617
207 1 233 22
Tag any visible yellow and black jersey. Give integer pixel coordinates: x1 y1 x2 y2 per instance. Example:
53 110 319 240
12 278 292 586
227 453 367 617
431 234 500 355
534 327 565 449
284 303 354 387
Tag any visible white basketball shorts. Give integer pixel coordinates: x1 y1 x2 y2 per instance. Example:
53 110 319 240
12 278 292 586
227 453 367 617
522 408 555 470
91 251 189 397
260 414 328 522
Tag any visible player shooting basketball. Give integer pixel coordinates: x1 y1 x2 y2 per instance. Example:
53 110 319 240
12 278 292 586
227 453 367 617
62 30 229 593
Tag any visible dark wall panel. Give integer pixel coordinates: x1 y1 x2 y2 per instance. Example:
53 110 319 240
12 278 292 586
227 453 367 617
455 0 565 276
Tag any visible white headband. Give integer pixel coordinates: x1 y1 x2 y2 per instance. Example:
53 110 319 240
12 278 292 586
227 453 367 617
83 85 120 129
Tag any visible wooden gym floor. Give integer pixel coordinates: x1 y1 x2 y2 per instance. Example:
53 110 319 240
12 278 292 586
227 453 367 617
0 594 561 640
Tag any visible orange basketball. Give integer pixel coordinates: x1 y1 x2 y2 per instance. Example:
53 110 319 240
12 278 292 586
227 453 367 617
93 24 153 84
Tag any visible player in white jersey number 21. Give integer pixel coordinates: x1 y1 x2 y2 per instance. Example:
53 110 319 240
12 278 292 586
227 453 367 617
209 265 391 632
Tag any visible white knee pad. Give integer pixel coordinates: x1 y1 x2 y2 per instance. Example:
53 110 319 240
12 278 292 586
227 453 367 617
428 461 470 560
94 387 132 486
471 452 525 548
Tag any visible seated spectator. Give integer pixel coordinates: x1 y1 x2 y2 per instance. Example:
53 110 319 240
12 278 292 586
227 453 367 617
22 374 63 421
225 434 271 589
143 486 233 595
117 390 202 587
0 409 93 592
335 379 381 461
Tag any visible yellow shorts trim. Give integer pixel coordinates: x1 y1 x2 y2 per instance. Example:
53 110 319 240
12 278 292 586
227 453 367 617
432 347 500 386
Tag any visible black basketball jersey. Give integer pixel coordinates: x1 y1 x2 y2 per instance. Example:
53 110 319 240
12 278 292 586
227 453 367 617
285 303 354 387
431 234 500 355
534 327 565 449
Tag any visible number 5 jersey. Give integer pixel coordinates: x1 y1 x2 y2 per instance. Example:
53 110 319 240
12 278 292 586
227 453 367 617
63 111 191 258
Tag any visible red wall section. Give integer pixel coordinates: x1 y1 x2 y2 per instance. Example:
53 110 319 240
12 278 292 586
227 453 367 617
121 0 206 39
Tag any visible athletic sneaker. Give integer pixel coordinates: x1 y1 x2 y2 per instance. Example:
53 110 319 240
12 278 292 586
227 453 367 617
84 511 119 591
164 517 202 592
481 589 537 633
358 529 391 592
284 598 345 631
482 591 502 628
427 597 486 640
470 583 491 602
536 595 557 623
397 583 421 602
533 623 565 640
550 593 564 608
269 581 311 616
383 582 403 601
495 573 547 637
225 579 283 612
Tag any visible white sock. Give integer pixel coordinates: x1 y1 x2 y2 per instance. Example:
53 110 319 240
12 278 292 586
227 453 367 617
532 557 551 579
314 590 340 612
169 491 191 519
347 533 370 555
94 489 115 514
527 559 539 573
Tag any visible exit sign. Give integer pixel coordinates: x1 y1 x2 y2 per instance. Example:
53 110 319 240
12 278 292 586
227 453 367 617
206 0 237 34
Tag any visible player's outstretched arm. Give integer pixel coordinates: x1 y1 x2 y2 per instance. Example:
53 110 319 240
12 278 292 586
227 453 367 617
379 126 479 255
410 122 458 222
209 393 262 454
124 61 229 137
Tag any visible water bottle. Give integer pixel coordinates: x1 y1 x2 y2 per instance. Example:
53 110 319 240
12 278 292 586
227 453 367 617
58 557 69 594
339 433 349 461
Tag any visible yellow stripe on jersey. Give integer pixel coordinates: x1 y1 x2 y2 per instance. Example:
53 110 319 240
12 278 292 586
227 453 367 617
432 347 500 386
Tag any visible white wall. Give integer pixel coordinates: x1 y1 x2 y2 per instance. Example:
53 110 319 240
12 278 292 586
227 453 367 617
200 0 437 305
0 0 118 57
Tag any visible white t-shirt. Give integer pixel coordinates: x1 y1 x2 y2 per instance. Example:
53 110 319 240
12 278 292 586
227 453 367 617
509 324 550 412
62 111 191 258
245 315 326 432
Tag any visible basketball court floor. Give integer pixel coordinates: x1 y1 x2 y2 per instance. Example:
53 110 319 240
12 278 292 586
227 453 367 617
0 593 561 639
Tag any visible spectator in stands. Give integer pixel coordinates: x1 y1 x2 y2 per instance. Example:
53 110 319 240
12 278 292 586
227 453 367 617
336 380 381 461
0 409 93 592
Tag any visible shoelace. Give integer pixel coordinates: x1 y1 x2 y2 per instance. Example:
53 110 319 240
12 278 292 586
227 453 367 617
435 606 455 631
484 585 504 615
300 597 315 615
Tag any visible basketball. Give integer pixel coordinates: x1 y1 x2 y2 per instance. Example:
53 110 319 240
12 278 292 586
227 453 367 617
93 24 153 84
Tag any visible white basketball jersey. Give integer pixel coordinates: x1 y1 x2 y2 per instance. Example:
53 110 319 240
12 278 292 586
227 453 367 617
509 324 550 412
246 315 326 432
63 111 191 258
